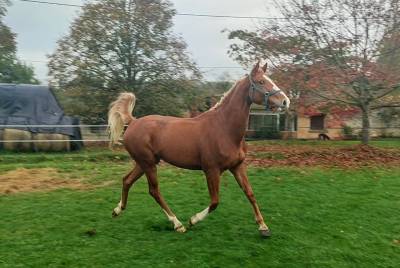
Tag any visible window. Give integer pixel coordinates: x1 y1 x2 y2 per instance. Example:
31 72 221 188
248 114 277 131
310 115 325 130
248 114 260 130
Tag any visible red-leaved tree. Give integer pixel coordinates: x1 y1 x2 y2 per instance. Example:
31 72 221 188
227 0 400 144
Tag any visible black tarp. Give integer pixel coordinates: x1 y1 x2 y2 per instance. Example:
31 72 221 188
0 83 83 149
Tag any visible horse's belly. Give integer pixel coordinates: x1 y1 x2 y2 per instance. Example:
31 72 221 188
158 143 202 170
160 153 202 170
162 158 202 170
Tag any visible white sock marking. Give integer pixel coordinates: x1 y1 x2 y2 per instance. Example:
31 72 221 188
113 200 123 215
258 223 269 231
190 207 210 225
163 210 185 232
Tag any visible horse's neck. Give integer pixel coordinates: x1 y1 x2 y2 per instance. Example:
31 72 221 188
216 79 251 144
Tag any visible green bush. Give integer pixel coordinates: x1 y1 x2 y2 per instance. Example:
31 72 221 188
255 127 282 139
342 125 353 136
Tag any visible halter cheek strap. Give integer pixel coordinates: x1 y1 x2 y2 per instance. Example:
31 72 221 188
248 75 282 111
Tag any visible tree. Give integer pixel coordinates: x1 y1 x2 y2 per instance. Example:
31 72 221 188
49 0 200 123
185 80 234 117
0 0 14 59
0 0 9 17
0 0 38 84
0 59 38 84
377 20 400 124
227 0 400 144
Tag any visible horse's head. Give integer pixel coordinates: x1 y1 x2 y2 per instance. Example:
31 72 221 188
248 61 290 111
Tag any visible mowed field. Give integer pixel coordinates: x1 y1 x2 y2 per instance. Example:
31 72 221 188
0 140 400 267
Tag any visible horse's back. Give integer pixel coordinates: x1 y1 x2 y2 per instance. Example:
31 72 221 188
125 115 201 136
123 115 205 168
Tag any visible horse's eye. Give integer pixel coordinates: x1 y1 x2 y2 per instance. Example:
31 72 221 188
259 80 265 85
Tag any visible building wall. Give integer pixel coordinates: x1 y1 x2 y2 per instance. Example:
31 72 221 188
296 110 400 140
345 110 400 137
247 104 399 140
296 116 343 139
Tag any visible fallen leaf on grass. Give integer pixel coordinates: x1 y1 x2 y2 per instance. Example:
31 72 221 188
246 144 400 168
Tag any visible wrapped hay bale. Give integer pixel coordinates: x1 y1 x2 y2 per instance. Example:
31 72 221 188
33 133 70 152
0 129 3 150
3 129 33 151
32 133 52 151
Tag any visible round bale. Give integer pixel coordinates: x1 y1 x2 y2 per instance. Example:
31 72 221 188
3 129 33 151
33 133 70 152
0 129 3 150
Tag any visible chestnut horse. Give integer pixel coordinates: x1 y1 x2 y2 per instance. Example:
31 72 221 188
108 61 290 237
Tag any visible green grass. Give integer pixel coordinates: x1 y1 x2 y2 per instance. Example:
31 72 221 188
0 149 399 267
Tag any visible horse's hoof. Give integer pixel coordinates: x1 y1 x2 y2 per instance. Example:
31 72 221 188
259 229 271 238
112 209 120 218
175 225 187 233
188 219 194 227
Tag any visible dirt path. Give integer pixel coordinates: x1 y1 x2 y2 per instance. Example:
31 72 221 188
0 168 113 194
0 168 89 194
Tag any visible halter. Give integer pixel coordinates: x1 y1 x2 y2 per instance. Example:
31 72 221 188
248 75 282 111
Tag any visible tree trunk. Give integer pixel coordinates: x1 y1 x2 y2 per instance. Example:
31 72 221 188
361 106 370 145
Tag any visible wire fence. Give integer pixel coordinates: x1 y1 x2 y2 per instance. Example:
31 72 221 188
0 124 110 143
0 125 108 128
1 124 400 143
0 140 110 143
2 125 400 129
18 0 393 21
0 125 107 128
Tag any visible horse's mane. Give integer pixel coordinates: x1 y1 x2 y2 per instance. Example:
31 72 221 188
209 81 239 111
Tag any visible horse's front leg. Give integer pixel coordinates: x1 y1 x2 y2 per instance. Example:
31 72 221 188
189 169 220 226
230 162 271 237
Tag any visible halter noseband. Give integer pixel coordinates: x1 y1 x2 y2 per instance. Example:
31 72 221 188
248 75 282 111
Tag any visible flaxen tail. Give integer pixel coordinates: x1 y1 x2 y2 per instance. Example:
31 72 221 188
107 92 136 146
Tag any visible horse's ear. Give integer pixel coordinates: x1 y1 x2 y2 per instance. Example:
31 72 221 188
262 62 268 72
251 60 261 76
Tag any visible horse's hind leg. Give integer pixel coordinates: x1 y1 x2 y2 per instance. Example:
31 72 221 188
189 169 221 227
230 162 271 237
145 165 186 233
112 164 144 217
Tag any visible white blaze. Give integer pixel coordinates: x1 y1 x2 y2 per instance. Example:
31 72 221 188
264 75 281 92
264 75 290 109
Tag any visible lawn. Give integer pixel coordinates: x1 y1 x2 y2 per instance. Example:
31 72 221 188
0 144 399 267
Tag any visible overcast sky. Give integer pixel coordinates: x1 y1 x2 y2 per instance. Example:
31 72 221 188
4 0 278 83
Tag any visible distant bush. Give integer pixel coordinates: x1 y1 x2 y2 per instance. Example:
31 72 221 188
255 127 282 139
342 125 353 136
